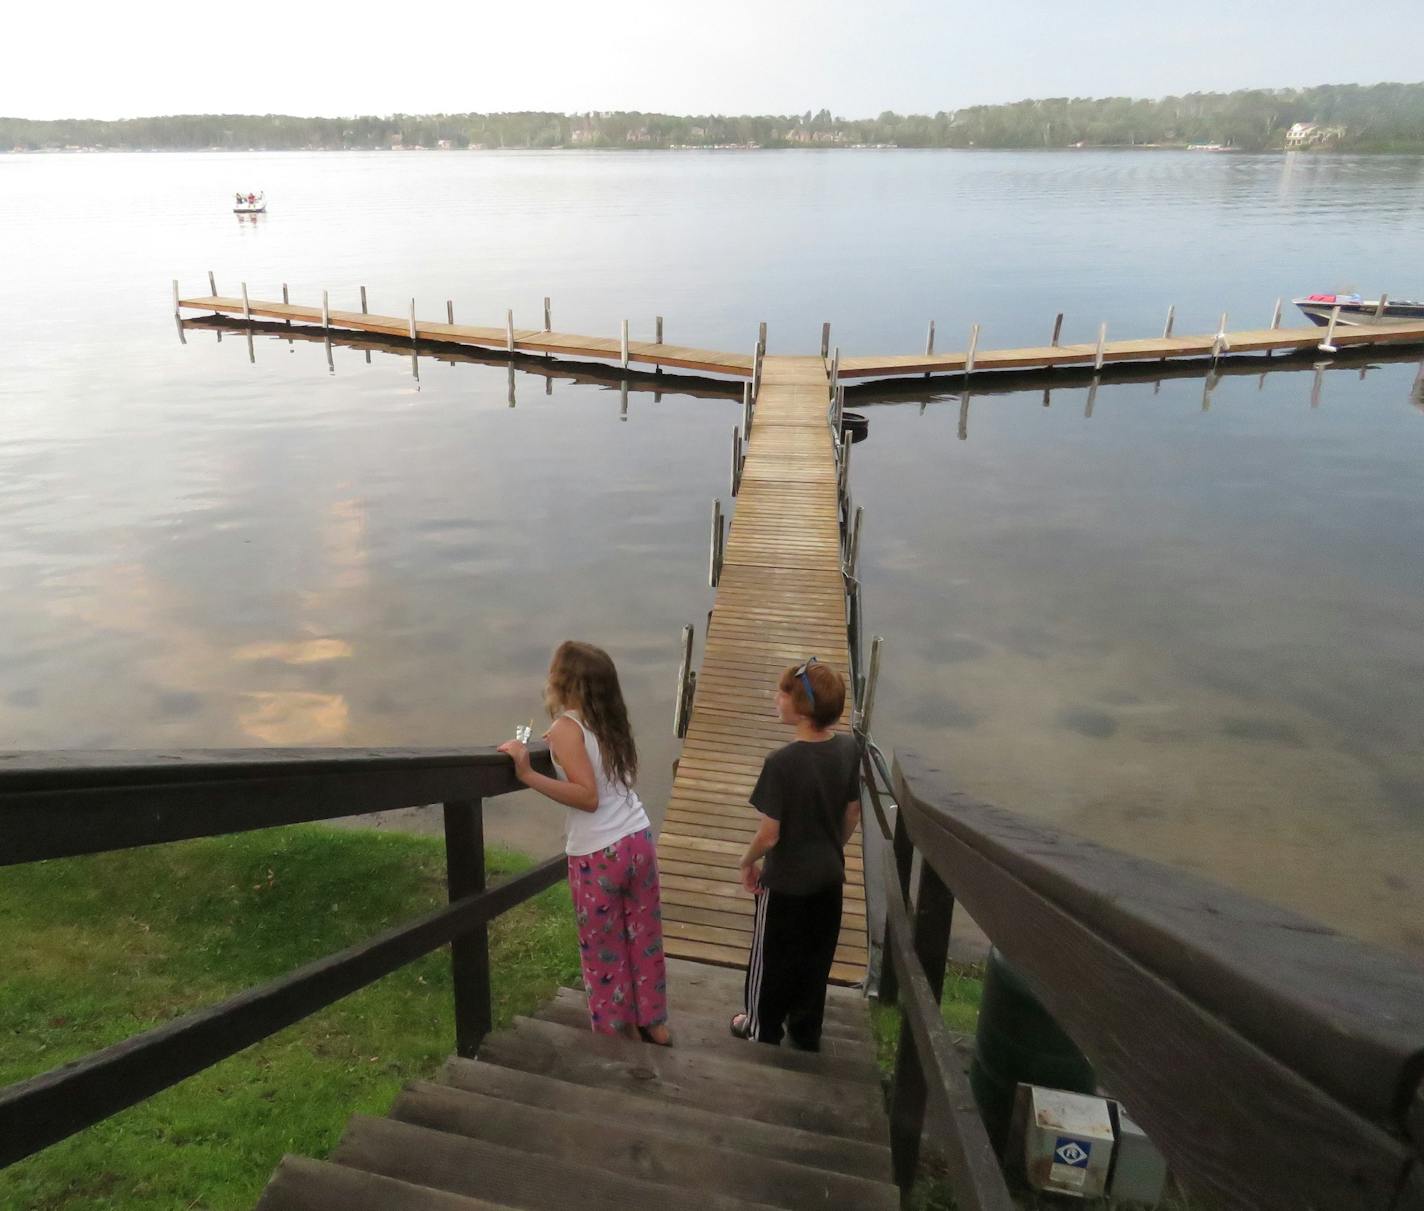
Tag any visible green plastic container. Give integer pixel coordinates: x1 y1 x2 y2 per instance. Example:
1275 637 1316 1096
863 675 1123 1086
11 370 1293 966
969 947 1096 1153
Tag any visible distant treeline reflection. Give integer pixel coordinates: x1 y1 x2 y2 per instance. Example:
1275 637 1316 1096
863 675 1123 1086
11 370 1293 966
8 82 1424 152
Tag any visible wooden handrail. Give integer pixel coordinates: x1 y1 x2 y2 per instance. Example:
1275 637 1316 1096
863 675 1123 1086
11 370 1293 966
0 745 560 1168
888 749 1424 1211
0 746 550 865
881 846 1013 1209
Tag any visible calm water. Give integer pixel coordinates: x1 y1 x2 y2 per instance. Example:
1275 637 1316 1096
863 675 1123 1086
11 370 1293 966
1 150 1421 959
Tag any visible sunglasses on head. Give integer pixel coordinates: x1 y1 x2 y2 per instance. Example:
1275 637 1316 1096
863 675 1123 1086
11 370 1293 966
794 657 819 704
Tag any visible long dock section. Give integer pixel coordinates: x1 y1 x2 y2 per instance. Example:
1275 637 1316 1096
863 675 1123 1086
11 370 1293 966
656 356 868 985
176 295 754 377
178 290 1424 385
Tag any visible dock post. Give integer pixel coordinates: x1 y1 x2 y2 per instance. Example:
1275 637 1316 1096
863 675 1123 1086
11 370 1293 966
1051 312 1064 348
239 282 250 325
958 392 970 441
965 323 980 375
1094 322 1108 371
1085 378 1099 418
507 364 515 407
1270 297 1283 329
1310 365 1325 410
1374 293 1390 319
360 285 368 314
752 343 763 398
621 319 630 369
543 297 551 332
757 321 767 357
208 270 217 297
1162 305 1176 339
709 501 724 587
1319 306 1341 354
507 310 515 354
656 316 663 344
322 289 330 329
409 300 417 344
620 380 628 421
282 283 290 305
821 322 831 359
323 332 332 373
845 504 864 579
742 389 753 440
925 320 936 356
858 634 883 736
447 300 454 324
838 432 852 500
830 346 840 399
674 623 696 736
1211 312 1229 360
171 279 181 319
731 429 742 496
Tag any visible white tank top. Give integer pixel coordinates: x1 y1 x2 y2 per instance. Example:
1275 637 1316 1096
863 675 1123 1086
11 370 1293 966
549 711 651 857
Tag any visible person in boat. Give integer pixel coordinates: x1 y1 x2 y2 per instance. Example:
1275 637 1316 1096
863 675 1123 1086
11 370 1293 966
235 192 244 205
247 192 256 206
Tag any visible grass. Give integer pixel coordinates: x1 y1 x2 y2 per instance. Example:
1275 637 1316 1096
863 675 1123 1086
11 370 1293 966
0 826 580 1211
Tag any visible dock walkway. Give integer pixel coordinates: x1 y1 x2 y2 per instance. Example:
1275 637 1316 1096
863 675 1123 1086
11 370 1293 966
656 356 868 985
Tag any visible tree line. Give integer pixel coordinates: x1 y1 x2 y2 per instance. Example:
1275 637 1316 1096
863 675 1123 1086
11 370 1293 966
5 83 1423 152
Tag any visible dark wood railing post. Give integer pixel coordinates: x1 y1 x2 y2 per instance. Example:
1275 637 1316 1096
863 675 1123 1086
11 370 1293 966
889 857 955 1191
443 799 492 1056
878 800 917 1007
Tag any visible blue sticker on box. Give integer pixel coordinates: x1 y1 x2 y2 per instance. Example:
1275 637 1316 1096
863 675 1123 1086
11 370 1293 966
1054 1137 1091 1168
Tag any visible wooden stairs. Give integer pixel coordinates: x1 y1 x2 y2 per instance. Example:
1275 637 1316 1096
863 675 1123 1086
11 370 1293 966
253 958 897 1210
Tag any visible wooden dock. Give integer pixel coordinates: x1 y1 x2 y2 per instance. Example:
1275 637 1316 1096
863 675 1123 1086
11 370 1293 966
656 355 868 985
177 289 1424 386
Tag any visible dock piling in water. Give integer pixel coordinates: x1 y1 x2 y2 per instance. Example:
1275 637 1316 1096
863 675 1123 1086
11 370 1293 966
408 300 417 344
359 285 367 314
925 320 936 356
1051 313 1064 347
1319 306 1342 353
447 300 454 324
655 316 663 344
542 297 550 331
620 319 629 369
1163 305 1176 339
966 323 981 375
1094 322 1108 370
821 321 831 358
207 270 216 296
506 310 515 353
321 290 330 329
171 280 180 319
282 283 290 305
1270 297 1283 329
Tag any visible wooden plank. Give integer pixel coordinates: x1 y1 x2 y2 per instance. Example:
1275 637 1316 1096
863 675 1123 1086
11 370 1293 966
390 1079 898 1209
438 1058 892 1182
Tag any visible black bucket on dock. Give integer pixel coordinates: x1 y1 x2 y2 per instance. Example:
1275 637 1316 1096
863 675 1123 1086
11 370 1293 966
840 410 869 443
969 947 1096 1154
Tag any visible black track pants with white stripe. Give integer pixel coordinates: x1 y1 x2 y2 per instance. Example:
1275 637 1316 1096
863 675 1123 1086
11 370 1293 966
742 882 843 1049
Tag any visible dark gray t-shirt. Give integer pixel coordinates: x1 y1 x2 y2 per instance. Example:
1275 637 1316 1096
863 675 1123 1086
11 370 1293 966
751 733 860 895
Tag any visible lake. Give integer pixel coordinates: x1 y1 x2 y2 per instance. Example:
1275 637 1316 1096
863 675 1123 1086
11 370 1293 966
1 148 1420 960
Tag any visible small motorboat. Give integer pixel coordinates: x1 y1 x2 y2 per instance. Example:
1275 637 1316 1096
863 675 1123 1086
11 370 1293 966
233 191 266 215
1294 293 1424 327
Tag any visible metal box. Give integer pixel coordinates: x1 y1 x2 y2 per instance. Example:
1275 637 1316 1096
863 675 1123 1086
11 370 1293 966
1013 1084 1115 1198
1108 1102 1167 1206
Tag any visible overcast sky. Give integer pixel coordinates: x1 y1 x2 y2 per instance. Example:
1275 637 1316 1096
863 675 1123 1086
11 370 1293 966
9 0 1424 120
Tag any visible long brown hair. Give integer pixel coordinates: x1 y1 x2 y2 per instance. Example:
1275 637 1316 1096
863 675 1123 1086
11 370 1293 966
545 641 638 788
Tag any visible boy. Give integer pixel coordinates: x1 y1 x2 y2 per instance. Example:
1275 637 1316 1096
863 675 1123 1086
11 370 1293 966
732 657 861 1049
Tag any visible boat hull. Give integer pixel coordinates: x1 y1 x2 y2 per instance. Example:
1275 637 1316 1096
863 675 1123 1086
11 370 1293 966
233 206 266 214
1294 298 1424 327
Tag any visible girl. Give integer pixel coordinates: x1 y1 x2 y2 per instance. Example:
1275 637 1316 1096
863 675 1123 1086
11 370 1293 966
732 657 861 1050
498 641 671 1046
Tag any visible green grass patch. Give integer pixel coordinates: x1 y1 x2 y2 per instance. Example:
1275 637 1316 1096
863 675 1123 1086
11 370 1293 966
0 826 580 1211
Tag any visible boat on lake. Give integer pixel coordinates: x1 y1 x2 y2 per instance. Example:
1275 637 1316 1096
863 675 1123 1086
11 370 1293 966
233 191 266 214
1294 293 1424 326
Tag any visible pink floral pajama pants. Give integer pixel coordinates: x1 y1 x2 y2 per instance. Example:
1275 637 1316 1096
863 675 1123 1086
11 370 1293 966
567 827 669 1035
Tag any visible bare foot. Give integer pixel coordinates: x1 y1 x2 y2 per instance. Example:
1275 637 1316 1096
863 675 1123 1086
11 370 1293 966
640 1023 673 1046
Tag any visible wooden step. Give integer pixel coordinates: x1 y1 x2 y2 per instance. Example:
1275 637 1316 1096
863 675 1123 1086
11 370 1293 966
255 1154 512 1210
391 1080 898 1211
332 1115 780 1211
667 955 871 1017
538 991 878 1082
437 1058 892 1182
478 1016 889 1144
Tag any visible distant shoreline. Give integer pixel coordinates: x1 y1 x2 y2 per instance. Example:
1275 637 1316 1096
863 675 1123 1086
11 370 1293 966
6 144 1418 155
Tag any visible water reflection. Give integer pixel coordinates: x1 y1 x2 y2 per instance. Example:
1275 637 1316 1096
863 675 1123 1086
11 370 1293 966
850 359 1424 962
